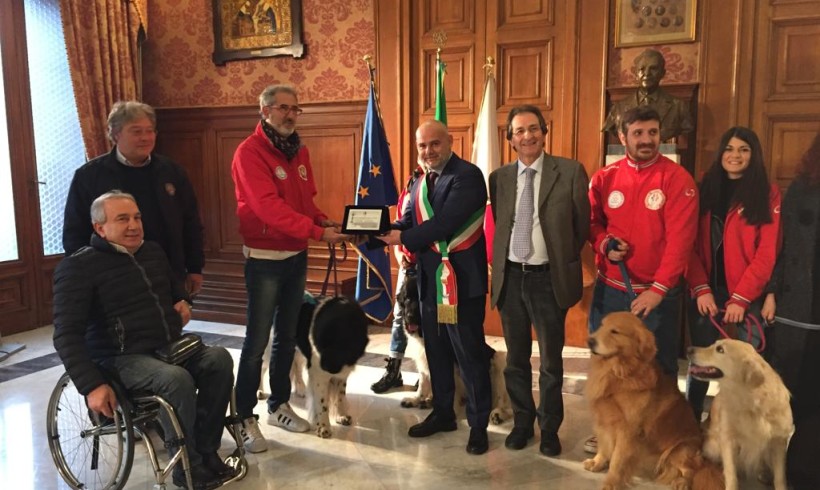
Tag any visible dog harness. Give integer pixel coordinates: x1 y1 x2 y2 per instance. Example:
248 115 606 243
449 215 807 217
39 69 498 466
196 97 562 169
414 174 484 324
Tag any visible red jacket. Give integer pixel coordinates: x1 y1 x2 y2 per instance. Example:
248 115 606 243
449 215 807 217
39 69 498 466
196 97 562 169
589 154 699 296
232 123 328 250
686 183 782 308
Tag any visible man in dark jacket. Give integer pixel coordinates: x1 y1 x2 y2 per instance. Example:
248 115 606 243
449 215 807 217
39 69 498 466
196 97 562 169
53 191 232 490
62 101 205 294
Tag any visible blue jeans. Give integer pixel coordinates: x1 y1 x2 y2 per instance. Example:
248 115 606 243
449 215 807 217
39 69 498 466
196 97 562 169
235 252 307 418
99 346 234 467
589 280 682 376
389 266 410 358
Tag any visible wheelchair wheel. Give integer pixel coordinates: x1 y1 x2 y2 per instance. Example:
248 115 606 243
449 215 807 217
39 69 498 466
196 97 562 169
46 372 135 490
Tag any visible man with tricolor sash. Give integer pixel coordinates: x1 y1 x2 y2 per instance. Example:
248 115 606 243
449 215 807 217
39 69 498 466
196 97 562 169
381 120 493 455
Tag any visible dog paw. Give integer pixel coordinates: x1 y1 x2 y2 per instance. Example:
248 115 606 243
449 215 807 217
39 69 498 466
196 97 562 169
419 398 433 409
670 478 691 490
583 458 606 473
490 409 504 425
315 424 332 439
256 390 268 400
336 415 352 426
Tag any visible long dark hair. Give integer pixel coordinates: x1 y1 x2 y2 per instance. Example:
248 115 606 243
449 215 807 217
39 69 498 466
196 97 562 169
796 133 820 186
699 126 771 225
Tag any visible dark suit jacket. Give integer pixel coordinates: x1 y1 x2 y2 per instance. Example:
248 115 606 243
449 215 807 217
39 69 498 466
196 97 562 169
396 154 488 302
489 153 590 310
602 88 694 142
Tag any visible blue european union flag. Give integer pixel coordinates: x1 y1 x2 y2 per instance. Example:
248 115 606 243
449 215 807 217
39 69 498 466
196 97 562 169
354 85 399 322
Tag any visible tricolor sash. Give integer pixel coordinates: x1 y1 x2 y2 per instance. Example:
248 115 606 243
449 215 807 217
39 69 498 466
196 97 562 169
414 173 485 324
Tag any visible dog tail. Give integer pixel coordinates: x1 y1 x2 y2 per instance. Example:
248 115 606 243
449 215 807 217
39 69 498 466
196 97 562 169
692 457 725 490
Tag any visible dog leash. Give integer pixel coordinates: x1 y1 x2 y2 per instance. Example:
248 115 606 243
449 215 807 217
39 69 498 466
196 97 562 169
708 309 767 353
606 238 636 302
320 242 347 297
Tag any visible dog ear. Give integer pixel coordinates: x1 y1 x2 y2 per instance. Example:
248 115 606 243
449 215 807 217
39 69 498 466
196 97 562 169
742 357 765 388
637 325 658 363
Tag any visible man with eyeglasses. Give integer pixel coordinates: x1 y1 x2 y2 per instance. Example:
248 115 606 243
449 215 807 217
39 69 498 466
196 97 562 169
63 100 205 295
488 105 590 457
231 84 347 453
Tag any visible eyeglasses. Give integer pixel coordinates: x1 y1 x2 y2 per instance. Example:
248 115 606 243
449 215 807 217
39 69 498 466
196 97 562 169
512 125 545 137
268 104 304 116
124 127 157 138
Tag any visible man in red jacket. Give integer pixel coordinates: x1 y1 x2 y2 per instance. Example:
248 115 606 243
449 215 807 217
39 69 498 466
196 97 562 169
231 85 347 453
588 106 698 376
584 106 698 454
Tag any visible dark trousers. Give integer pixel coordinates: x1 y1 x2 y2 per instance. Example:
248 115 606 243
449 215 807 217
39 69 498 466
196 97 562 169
420 294 491 428
100 346 234 466
498 266 565 434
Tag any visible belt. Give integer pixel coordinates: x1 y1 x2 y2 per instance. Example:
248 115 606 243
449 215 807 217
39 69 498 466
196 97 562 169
506 260 549 272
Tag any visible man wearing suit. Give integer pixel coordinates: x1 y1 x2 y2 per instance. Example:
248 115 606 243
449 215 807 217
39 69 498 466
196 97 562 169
382 120 492 455
602 49 693 142
489 105 590 457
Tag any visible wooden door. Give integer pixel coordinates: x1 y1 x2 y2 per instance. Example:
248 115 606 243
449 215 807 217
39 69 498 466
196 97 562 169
406 0 581 340
747 0 820 191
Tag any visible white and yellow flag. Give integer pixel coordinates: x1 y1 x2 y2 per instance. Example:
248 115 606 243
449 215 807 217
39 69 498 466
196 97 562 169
470 70 500 262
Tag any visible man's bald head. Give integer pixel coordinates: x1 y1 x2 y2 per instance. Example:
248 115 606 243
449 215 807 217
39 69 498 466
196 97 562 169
415 120 453 172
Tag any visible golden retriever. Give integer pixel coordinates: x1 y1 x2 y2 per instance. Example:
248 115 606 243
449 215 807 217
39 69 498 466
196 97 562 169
585 312 724 490
688 339 793 490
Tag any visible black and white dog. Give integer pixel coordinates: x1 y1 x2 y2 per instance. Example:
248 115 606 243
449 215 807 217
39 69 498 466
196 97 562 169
257 294 369 438
397 274 512 425
298 295 369 438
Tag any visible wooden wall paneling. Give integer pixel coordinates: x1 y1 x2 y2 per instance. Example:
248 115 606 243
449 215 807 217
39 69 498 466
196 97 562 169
695 0 749 178
751 0 820 189
375 0 412 185
569 0 608 348
769 118 820 189
154 102 366 325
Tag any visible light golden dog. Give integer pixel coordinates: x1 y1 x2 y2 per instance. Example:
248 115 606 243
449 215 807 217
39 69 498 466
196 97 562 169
688 339 793 490
585 312 724 490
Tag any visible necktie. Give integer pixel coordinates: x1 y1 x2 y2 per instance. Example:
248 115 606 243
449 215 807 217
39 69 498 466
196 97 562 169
511 167 535 261
427 172 439 194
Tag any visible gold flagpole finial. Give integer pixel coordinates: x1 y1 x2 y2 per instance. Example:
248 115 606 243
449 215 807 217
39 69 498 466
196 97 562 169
362 54 376 84
433 30 447 57
483 56 496 77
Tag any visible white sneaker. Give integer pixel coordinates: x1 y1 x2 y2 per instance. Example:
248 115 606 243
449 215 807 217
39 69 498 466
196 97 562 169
268 403 310 433
240 416 268 453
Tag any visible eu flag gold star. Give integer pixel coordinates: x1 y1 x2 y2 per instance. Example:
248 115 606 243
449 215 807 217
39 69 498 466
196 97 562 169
358 186 369 199
369 165 381 177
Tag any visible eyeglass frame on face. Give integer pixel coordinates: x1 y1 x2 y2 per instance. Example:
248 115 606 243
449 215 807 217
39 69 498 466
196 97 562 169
267 103 304 116
512 124 545 138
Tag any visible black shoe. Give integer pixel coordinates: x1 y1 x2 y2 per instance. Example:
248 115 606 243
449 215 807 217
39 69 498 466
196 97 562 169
539 431 562 457
408 411 457 438
466 427 489 455
172 463 222 490
504 426 534 450
201 451 235 479
371 358 403 394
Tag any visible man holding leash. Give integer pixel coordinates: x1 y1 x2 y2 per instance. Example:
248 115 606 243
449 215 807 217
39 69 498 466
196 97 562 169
381 120 493 455
231 85 347 453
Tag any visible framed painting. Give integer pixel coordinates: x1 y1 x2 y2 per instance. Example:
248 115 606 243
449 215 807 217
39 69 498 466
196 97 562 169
615 0 697 48
212 0 305 65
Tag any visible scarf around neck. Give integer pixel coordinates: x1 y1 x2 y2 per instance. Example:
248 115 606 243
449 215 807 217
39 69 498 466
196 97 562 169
262 119 301 160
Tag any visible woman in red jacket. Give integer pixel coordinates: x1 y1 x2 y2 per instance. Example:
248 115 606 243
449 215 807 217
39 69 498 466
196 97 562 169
685 126 782 420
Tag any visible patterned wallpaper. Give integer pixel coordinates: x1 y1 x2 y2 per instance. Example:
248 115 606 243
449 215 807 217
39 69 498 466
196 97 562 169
607 43 700 87
142 0 375 108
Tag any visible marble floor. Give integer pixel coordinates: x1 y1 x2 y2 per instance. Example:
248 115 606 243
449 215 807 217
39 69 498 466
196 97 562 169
0 321 764 490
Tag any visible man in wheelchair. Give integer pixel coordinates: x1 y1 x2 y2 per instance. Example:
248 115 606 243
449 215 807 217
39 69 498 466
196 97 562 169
52 190 236 490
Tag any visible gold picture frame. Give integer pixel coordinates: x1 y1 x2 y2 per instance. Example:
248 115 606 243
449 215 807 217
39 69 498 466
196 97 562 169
615 0 697 48
212 0 305 65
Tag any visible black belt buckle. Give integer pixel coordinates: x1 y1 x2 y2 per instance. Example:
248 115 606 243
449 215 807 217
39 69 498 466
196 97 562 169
507 260 548 272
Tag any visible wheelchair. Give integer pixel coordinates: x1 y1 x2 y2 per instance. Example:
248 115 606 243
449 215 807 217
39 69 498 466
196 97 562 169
46 371 248 490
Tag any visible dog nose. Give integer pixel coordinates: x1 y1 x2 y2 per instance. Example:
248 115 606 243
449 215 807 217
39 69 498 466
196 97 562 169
587 338 597 349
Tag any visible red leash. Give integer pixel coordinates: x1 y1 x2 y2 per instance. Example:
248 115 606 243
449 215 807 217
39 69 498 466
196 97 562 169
708 309 766 353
